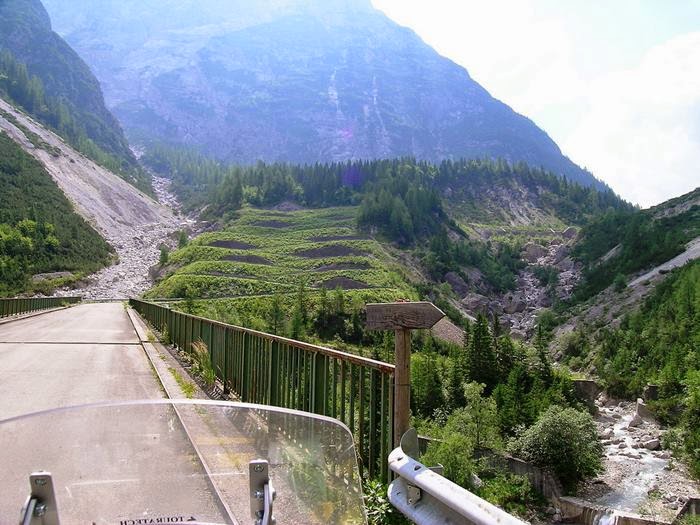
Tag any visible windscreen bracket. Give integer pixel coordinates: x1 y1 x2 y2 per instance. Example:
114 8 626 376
249 459 276 525
19 472 60 525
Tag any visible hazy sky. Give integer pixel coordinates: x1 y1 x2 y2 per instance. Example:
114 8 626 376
372 0 700 207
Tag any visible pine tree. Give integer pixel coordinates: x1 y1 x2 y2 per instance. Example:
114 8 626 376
467 314 497 392
534 324 553 384
267 293 286 335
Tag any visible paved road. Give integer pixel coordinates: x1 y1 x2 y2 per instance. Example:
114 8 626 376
0 303 229 523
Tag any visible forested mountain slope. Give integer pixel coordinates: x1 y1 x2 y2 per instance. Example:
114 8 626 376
0 0 150 192
0 97 179 296
44 0 601 188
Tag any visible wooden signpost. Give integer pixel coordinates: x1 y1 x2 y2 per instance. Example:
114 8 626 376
366 301 445 447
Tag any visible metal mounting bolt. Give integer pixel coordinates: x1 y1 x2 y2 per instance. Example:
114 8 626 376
254 490 264 500
253 464 264 472
34 478 47 486
34 503 47 517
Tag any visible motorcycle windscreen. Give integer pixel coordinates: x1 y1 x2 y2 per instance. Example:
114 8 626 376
0 399 366 525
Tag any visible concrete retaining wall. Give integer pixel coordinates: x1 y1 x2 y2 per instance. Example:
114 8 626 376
476 450 563 500
573 379 603 402
559 496 672 525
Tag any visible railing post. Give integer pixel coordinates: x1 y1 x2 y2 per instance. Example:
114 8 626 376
394 328 411 447
223 328 230 396
269 340 279 406
312 352 325 415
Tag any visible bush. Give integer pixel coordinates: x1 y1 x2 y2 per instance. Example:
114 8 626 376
613 273 627 292
509 405 602 491
363 479 407 525
478 472 542 518
421 432 475 489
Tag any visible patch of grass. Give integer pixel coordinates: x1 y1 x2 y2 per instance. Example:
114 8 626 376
191 340 216 387
168 367 196 399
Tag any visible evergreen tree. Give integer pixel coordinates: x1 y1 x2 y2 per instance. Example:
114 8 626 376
267 293 286 335
467 314 498 392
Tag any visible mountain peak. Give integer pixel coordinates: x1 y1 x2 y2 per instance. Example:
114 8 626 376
43 0 601 188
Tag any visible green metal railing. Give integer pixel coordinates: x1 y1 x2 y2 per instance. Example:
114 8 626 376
130 299 395 479
0 297 81 318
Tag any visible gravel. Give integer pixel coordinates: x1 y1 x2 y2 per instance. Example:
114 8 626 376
55 176 190 299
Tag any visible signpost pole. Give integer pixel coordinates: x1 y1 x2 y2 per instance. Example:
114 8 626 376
394 327 411 447
365 301 445 448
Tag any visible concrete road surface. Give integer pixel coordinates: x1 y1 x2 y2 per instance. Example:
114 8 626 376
0 303 230 523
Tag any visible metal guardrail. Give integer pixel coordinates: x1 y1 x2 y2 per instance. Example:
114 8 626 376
389 429 528 525
0 297 81 318
130 299 395 480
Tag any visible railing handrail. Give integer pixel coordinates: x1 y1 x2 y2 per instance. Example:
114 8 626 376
130 299 395 373
130 298 396 480
0 296 81 318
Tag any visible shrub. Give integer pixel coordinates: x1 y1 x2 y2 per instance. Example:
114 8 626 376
478 472 542 518
363 479 407 525
159 245 170 266
421 432 475 489
613 273 627 292
509 405 602 491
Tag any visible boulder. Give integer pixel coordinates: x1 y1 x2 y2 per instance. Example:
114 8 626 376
643 439 660 451
601 428 614 439
489 301 504 315
627 414 642 428
461 293 489 313
636 398 656 422
552 244 570 264
504 293 527 314
556 257 575 271
523 242 548 263
444 272 469 296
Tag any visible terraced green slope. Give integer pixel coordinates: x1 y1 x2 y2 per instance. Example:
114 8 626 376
147 207 417 302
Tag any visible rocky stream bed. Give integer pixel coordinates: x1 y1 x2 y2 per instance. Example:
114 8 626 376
576 397 699 522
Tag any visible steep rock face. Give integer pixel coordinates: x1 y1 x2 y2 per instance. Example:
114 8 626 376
0 0 138 172
44 0 600 188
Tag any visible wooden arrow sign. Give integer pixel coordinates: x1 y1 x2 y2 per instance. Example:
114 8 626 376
366 301 445 330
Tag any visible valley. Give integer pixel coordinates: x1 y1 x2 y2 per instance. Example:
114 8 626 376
0 1 698 524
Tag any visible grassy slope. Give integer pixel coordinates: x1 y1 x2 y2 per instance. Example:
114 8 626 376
147 206 417 302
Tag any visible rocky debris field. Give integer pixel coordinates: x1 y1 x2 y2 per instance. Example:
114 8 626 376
578 398 699 520
452 228 580 340
0 99 196 300
56 177 190 299
55 221 180 299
